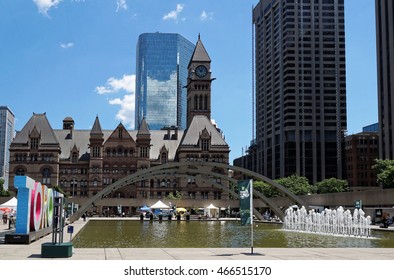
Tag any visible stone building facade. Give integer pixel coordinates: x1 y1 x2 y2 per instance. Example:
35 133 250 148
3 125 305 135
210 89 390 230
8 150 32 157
8 36 230 212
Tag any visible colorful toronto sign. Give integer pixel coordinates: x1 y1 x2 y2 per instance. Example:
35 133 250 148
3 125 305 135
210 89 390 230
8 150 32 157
14 176 62 235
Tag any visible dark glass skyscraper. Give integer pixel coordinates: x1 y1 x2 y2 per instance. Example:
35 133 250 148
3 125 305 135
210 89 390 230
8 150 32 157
135 33 194 130
252 0 347 184
376 0 394 160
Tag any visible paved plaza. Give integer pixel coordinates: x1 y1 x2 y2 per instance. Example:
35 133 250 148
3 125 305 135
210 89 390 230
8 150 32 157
0 218 393 260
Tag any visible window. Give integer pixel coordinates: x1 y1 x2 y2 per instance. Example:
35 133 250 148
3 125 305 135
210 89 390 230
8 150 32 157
92 147 100 158
72 152 78 163
201 139 209 151
161 152 167 164
140 147 149 158
70 178 78 196
42 168 51 185
16 168 25 176
30 138 39 149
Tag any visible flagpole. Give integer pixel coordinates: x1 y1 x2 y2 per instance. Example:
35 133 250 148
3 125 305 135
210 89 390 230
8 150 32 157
250 179 253 255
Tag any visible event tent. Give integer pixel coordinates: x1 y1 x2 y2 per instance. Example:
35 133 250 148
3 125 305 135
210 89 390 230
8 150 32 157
150 200 170 209
204 203 219 218
0 197 17 214
0 197 17 209
139 205 151 212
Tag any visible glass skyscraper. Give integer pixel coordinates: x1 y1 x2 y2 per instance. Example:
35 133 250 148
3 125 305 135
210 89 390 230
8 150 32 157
0 106 15 190
135 33 194 130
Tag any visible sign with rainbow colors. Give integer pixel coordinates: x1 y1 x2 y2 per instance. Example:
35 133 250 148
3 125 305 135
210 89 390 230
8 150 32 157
13 176 62 234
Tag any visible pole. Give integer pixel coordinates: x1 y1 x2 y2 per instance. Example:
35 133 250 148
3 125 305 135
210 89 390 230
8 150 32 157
250 179 254 254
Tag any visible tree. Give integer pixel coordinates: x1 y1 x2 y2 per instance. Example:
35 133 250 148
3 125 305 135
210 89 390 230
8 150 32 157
373 159 394 188
253 180 281 198
276 174 312 196
315 177 348 194
0 178 10 197
166 190 182 200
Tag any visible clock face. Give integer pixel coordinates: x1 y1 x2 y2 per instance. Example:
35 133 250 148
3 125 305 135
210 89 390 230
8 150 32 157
195 65 208 77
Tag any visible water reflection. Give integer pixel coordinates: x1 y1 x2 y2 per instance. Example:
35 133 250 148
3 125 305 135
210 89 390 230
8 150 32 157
72 220 394 248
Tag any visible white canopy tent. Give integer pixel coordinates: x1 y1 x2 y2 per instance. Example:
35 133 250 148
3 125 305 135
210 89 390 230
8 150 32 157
204 203 219 218
0 197 17 214
150 200 170 209
0 197 17 209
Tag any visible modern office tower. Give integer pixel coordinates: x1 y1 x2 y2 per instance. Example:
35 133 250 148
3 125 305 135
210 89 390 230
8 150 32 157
0 106 15 190
135 33 195 130
252 0 347 184
376 0 394 160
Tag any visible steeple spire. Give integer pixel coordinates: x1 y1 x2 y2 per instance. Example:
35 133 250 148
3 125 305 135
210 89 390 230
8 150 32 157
188 34 211 68
90 115 103 137
137 118 150 136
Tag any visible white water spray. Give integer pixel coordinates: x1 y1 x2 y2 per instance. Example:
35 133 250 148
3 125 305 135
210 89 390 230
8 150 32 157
283 206 372 238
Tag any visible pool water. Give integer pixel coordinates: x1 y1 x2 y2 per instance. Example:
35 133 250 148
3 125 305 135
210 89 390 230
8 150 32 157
72 220 394 248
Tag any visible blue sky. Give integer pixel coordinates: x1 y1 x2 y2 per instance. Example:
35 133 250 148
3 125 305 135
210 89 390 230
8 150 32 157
0 0 377 162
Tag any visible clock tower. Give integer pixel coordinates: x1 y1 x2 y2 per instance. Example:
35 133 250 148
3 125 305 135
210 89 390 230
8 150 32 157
186 34 213 128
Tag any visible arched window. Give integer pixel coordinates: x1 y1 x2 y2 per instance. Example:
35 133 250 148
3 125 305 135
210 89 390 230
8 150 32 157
194 95 198 110
42 168 51 185
16 168 25 176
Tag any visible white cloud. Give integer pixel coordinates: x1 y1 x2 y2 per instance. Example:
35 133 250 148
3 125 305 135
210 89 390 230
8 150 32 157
96 74 136 128
200 10 214 21
116 0 127 12
33 0 62 16
60 42 74 49
95 74 135 95
109 94 135 129
163 4 184 21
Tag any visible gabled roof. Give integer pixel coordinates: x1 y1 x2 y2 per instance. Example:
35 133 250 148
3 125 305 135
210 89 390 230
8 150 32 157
188 35 211 67
13 113 59 145
180 116 227 146
105 123 136 144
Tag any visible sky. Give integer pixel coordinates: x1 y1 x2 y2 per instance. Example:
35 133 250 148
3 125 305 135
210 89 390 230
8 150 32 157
0 0 377 163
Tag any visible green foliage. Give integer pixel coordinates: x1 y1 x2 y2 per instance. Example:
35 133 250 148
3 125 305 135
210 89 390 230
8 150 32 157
0 189 10 197
166 190 182 200
52 185 67 197
373 159 394 188
276 174 312 196
253 180 281 198
315 177 348 194
0 178 11 197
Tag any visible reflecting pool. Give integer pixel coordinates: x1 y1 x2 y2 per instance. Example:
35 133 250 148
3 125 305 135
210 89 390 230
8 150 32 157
72 220 394 248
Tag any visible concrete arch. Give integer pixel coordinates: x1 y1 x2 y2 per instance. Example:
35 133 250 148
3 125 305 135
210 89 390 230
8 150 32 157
69 162 309 223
